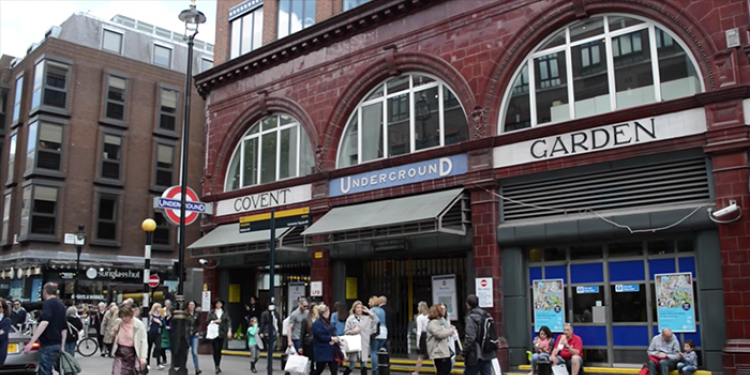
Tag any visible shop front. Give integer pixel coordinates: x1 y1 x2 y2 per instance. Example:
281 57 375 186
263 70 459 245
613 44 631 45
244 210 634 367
0 267 44 303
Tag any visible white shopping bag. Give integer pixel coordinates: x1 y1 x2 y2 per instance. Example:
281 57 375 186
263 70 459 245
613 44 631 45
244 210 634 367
551 364 569 375
256 331 265 351
491 358 501 375
206 322 219 340
284 353 310 375
339 335 362 353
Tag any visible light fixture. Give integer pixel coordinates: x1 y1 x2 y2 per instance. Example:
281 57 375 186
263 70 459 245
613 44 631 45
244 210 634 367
708 199 743 224
179 0 207 38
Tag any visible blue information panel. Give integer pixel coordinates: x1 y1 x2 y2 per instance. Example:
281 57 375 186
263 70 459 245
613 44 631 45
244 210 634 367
615 284 640 292
655 273 696 333
533 279 565 332
575 286 599 294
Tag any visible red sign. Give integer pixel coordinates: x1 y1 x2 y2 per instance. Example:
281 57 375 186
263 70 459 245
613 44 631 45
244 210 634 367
481 279 488 287
148 274 160 288
161 186 200 226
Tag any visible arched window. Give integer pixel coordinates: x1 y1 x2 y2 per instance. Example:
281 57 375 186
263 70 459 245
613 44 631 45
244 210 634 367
224 114 314 191
500 15 703 133
337 73 469 168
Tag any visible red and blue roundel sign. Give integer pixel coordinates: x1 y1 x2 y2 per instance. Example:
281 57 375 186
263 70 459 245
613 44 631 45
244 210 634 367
160 186 201 226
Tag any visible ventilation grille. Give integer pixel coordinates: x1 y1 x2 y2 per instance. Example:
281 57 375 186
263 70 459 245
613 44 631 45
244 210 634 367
501 157 710 221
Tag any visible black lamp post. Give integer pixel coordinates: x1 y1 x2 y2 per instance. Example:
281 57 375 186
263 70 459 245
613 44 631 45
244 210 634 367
74 225 85 304
171 1 205 374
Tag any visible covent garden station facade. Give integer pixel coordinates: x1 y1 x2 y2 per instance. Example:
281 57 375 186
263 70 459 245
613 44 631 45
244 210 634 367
189 0 750 373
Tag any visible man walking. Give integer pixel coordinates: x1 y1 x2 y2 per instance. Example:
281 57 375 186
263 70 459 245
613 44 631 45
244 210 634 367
379 296 396 351
23 282 67 375
463 295 496 375
287 298 309 351
90 302 105 356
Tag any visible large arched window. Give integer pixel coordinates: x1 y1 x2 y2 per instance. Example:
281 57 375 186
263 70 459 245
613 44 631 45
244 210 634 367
224 114 314 191
337 73 469 168
500 15 703 133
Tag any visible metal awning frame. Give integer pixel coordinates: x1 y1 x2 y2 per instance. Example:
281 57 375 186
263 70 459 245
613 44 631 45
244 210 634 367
189 225 307 259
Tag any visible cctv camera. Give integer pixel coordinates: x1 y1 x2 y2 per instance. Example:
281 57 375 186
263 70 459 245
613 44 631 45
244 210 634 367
199 259 208 265
711 201 740 218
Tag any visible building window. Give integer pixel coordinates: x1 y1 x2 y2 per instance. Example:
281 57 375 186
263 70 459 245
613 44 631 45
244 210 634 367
101 134 122 181
1 192 11 245
336 74 469 168
153 210 171 246
159 89 178 132
500 15 703 132
225 114 314 191
11 76 23 124
19 184 58 239
6 134 16 185
343 0 373 12
155 143 174 188
102 29 123 54
153 45 172 68
104 75 127 121
95 194 118 241
201 58 213 73
26 121 63 174
231 6 263 59
277 0 315 39
31 60 70 111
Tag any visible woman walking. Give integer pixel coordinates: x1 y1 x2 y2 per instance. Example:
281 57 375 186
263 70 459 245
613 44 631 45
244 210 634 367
312 305 340 375
207 299 231 374
247 317 260 373
158 306 173 370
426 305 454 375
186 301 203 375
301 302 318 373
111 304 148 375
411 302 429 375
65 306 83 357
330 302 347 337
103 305 119 358
0 298 11 368
147 303 163 367
344 301 379 375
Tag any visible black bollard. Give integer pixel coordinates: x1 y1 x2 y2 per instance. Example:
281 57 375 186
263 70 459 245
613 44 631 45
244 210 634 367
377 348 390 375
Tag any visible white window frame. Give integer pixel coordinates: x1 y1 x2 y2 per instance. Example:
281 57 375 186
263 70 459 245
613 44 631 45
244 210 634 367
498 14 705 134
201 58 214 73
11 75 23 124
152 43 173 68
101 27 124 55
335 73 467 168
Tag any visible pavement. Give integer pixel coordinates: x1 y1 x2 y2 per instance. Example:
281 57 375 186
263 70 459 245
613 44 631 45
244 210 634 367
75 353 288 375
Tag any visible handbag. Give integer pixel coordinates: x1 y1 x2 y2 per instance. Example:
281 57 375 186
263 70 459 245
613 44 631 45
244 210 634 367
207 322 219 340
284 353 310 375
551 364 569 375
339 334 362 353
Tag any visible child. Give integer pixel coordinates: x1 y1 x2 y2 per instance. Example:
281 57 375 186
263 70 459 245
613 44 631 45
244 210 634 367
247 317 260 373
677 339 698 375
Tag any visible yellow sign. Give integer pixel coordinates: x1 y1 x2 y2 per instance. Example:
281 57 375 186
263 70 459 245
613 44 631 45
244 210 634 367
314 252 323 259
7 343 17 353
240 207 311 224
228 284 241 303
346 278 357 299
202 283 208 291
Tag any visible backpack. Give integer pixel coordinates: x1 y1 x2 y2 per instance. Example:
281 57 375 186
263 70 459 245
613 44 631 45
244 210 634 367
66 321 79 343
479 312 499 352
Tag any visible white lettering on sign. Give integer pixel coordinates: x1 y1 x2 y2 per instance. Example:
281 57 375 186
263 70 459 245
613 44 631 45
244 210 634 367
216 184 312 216
493 108 707 168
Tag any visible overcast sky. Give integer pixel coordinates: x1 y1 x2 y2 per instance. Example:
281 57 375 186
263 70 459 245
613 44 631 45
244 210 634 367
0 0 218 58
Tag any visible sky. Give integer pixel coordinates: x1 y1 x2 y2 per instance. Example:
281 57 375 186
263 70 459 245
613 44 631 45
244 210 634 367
0 0 218 58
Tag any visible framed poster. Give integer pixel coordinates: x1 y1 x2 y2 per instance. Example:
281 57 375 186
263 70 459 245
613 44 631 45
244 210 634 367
288 282 306 313
432 274 458 320
655 272 696 333
532 279 565 332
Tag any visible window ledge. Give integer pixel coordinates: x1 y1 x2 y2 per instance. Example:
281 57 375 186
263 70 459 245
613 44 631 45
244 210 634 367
30 106 70 118
151 186 169 194
154 129 180 139
18 234 59 244
95 179 124 189
5 181 17 189
152 244 173 252
91 239 120 248
99 118 127 129
24 169 65 180
10 120 23 129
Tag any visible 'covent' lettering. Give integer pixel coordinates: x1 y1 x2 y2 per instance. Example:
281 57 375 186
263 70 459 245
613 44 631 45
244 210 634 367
530 119 657 159
233 189 291 213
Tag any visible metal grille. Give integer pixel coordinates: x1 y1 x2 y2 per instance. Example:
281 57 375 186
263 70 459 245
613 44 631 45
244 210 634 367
501 157 710 221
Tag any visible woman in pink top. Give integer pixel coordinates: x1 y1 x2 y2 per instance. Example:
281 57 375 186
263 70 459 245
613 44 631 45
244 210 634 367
529 326 554 375
111 304 148 375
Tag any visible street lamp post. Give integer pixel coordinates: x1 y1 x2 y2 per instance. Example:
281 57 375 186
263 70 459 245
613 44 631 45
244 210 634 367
74 225 85 304
171 2 205 375
141 219 156 312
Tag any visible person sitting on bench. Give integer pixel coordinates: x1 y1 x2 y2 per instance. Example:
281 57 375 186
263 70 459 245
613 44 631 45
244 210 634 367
529 325 554 375
551 324 583 375
647 328 681 375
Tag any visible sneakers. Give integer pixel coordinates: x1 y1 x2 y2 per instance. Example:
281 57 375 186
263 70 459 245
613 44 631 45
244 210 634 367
158 364 165 370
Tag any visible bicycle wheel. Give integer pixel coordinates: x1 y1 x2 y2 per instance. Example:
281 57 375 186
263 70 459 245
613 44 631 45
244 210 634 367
77 337 99 357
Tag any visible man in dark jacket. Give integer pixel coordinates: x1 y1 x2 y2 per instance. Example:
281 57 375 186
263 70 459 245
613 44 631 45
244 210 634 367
462 294 496 375
10 300 27 330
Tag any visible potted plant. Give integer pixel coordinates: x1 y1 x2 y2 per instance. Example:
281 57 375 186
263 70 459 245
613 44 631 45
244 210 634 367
227 325 248 350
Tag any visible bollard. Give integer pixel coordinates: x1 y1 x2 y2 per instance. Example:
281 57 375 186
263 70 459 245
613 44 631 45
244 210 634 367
377 348 390 375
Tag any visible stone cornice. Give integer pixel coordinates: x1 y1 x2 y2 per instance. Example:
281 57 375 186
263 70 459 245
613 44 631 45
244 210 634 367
194 0 447 98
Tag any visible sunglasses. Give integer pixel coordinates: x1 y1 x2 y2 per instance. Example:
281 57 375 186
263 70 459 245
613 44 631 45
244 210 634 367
301 305 309 309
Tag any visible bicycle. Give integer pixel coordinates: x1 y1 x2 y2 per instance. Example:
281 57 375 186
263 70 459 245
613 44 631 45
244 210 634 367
76 323 99 357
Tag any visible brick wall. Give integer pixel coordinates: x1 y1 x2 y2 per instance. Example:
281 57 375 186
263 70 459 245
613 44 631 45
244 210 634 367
213 0 245 65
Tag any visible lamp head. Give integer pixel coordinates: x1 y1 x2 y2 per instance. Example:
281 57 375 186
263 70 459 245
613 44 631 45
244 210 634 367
142 218 157 232
179 1 207 36
75 224 86 241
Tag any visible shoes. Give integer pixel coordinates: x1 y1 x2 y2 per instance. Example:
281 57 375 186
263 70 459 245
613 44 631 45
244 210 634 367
196 370 202 375
251 362 257 373
158 364 165 370
216 367 222 374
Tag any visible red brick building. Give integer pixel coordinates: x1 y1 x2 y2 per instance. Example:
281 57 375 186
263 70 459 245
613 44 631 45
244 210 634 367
0 13 211 306
194 0 750 372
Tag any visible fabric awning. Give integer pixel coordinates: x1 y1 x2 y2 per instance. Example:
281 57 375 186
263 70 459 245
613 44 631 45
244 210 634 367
302 188 468 247
188 223 305 258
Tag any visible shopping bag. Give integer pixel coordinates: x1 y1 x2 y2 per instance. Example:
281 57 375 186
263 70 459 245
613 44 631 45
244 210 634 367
339 335 362 353
206 322 219 340
551 364 570 375
256 331 265 351
491 358 501 375
284 353 310 375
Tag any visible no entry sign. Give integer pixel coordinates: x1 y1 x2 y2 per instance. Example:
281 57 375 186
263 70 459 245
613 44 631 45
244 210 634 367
148 274 160 288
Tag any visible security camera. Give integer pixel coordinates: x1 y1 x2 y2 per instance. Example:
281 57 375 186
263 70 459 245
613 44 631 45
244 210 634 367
711 200 740 218
198 259 208 265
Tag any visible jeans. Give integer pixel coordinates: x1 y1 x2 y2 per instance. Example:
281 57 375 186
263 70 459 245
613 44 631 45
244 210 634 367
189 335 200 370
678 363 697 375
371 339 387 372
464 359 493 375
292 339 301 352
648 359 676 375
531 353 550 372
65 342 77 357
38 344 62 375
251 345 260 363
348 352 366 370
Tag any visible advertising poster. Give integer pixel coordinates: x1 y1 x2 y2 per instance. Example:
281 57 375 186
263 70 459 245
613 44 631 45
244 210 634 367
432 275 458 320
31 278 42 302
288 282 306 313
533 279 565 332
9 280 23 302
655 273 696 333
